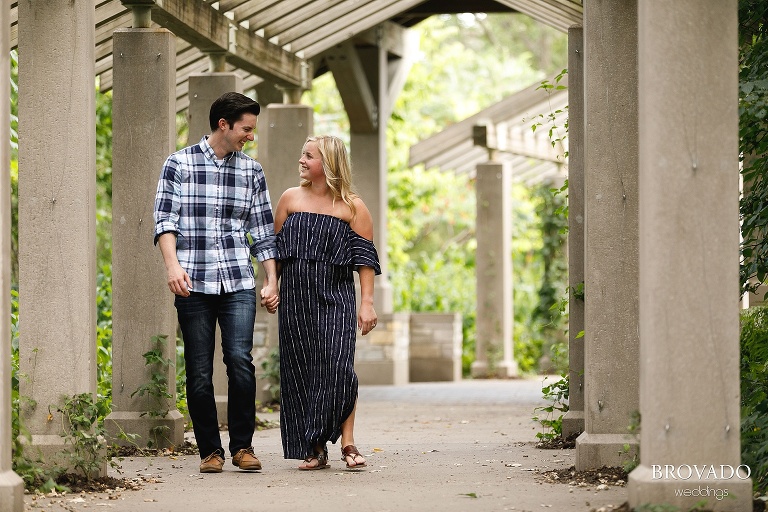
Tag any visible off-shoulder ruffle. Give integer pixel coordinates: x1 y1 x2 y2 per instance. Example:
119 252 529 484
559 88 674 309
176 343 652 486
276 212 381 275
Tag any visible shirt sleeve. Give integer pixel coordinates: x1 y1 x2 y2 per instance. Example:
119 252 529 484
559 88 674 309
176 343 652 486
246 166 278 261
153 155 182 245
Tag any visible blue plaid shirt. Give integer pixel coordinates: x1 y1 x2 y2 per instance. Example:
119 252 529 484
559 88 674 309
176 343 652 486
154 136 277 295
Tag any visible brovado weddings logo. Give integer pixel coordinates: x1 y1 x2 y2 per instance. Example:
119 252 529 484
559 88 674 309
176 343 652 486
674 486 729 501
652 464 751 480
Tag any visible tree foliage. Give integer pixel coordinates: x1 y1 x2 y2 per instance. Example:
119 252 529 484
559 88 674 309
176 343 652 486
739 0 768 295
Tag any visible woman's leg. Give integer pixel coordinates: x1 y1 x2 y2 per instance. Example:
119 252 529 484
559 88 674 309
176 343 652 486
340 401 366 467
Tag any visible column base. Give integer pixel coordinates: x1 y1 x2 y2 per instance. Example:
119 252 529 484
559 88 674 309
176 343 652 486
374 276 394 315
27 434 107 478
561 409 585 438
629 464 753 512
105 409 185 449
470 360 518 378
471 360 489 378
496 360 518 378
0 470 24 512
215 395 228 426
575 432 638 471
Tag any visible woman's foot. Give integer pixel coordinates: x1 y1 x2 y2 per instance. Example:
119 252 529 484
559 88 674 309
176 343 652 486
298 445 329 470
341 445 367 468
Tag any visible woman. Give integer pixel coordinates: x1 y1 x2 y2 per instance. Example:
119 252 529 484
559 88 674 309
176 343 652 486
274 135 380 470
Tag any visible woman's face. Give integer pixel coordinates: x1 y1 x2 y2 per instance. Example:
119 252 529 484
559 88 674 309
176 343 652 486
299 141 324 181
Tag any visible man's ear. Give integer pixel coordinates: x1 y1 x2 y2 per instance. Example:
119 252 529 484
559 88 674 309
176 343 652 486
217 118 229 131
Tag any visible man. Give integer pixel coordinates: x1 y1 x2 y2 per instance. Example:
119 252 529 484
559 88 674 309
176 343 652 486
154 92 279 473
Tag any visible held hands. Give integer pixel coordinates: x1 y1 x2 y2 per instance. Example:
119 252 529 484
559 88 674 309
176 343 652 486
260 281 279 314
358 301 377 336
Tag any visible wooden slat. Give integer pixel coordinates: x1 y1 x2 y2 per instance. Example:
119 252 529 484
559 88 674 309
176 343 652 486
239 0 314 31
296 0 426 58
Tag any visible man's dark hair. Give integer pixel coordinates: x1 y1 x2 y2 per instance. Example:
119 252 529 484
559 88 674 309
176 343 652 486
209 92 261 131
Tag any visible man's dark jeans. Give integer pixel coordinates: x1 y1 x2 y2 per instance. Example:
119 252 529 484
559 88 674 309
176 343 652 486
175 289 257 459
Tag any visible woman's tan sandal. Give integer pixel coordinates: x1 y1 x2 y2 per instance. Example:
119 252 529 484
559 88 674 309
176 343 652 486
341 445 367 468
299 446 329 470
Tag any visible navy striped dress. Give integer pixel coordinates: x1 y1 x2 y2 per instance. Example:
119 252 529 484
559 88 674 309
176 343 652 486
276 212 381 459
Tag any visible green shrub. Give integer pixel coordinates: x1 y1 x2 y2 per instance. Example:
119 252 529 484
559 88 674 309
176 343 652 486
740 306 768 494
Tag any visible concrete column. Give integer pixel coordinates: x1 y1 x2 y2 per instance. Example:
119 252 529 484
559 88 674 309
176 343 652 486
16 0 103 473
350 131 393 314
257 104 313 398
562 25 585 439
351 44 393 315
0 0 24 507
254 81 284 107
576 0 639 470
105 28 184 449
186 72 244 423
187 73 242 144
472 162 517 378
628 2 752 510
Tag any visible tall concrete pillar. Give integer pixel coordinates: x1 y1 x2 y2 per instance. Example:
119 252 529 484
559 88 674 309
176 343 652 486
350 129 392 314
105 28 184 448
16 0 103 473
187 73 242 144
472 162 517 378
350 43 393 315
258 102 313 396
628 2 752 510
562 25 585 439
0 0 24 507
576 0 639 470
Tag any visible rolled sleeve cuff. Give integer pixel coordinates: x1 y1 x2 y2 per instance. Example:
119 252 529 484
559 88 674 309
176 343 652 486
154 222 179 245
250 234 278 262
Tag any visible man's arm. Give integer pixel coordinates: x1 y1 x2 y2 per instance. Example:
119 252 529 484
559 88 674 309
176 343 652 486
158 232 192 297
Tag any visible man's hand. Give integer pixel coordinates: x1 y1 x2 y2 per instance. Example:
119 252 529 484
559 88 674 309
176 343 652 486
167 262 192 297
158 233 192 296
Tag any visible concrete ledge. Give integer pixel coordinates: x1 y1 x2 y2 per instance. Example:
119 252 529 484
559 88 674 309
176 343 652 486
628 464 752 512
105 410 185 449
561 410 585 438
0 470 24 512
575 432 638 471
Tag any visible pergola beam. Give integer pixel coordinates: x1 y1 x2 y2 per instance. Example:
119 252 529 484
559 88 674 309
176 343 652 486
324 42 377 132
121 0 308 87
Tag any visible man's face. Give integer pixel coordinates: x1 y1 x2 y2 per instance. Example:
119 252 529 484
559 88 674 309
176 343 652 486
223 113 257 153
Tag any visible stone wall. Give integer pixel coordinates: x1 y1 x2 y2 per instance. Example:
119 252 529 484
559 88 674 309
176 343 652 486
409 313 462 382
354 313 411 385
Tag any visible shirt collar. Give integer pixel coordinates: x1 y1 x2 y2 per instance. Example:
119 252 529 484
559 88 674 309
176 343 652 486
199 135 235 163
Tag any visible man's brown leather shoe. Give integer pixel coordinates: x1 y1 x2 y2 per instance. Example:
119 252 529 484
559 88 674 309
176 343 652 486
199 451 225 473
232 447 262 471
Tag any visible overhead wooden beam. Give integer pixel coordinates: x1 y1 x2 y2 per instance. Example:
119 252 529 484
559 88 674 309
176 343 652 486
120 0 307 87
355 22 406 57
324 42 377 132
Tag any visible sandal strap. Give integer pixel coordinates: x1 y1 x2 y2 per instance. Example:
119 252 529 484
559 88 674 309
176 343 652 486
341 444 363 460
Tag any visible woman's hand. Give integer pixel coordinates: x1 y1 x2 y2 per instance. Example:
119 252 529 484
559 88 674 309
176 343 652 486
358 301 377 335
260 281 279 314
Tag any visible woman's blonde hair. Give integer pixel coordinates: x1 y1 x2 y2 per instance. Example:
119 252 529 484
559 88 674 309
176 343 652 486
300 135 359 218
